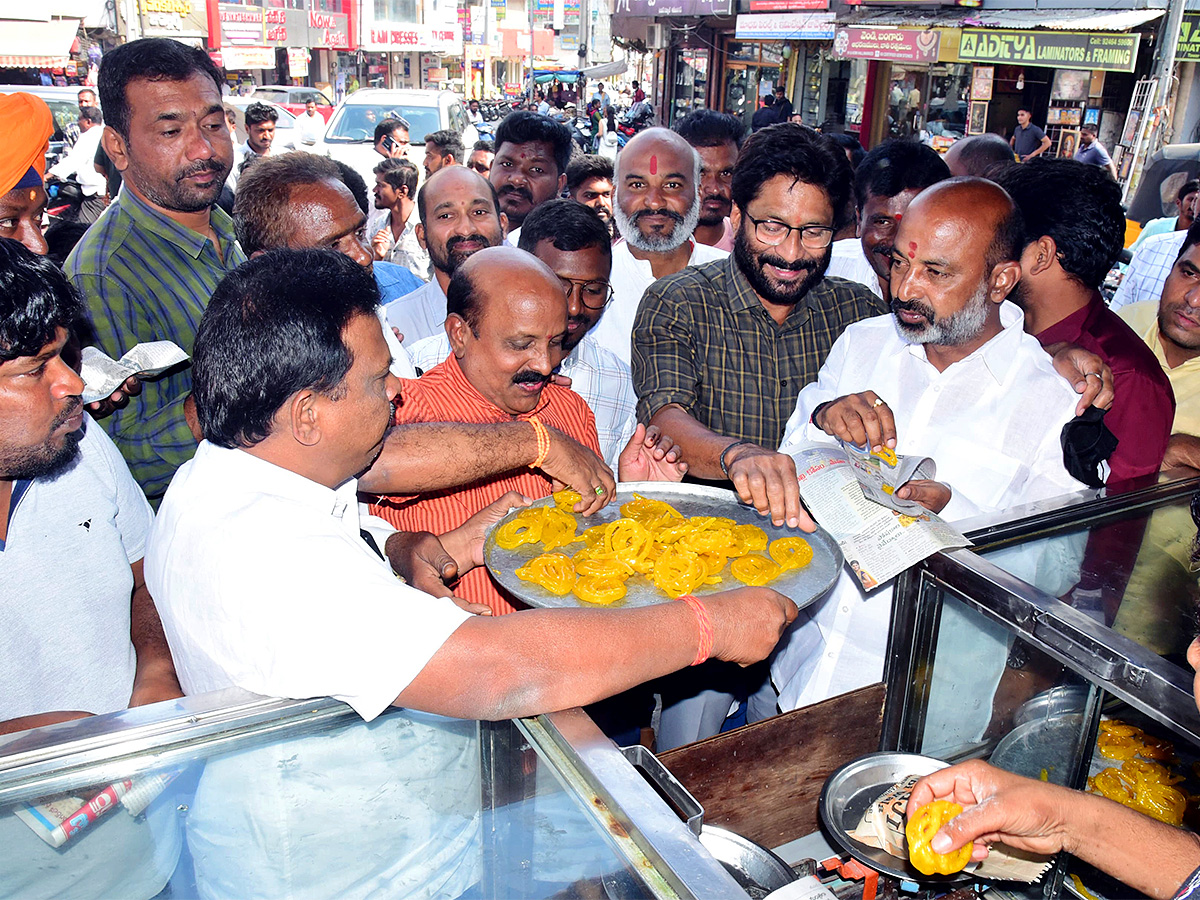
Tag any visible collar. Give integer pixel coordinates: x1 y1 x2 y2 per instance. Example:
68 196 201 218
615 237 697 269
724 253 816 327
1034 291 1104 347
195 441 361 521
438 352 553 420
403 203 420 229
1146 319 1200 371
115 188 238 262
905 300 1026 384
0 479 33 552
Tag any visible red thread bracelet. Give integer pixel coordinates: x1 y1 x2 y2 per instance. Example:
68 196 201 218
677 595 714 666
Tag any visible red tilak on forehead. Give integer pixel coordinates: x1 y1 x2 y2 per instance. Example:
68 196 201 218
650 154 658 175
894 213 902 222
908 241 917 259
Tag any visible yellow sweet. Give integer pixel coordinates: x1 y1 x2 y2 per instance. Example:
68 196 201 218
769 537 813 570
651 546 708 597
553 489 583 511
515 553 577 595
731 554 782 586
573 575 628 605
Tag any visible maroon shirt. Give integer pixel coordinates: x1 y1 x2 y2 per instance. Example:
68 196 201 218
1036 293 1175 483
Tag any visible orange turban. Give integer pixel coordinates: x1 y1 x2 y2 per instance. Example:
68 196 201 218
0 92 55 197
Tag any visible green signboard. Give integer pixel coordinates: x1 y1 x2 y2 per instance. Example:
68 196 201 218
1179 14 1200 63
958 29 1139 73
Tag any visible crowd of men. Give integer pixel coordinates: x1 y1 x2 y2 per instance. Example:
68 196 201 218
2 35 1199 898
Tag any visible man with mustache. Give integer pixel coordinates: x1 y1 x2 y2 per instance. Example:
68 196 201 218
591 128 728 366
769 177 1085 716
565 154 616 239
381 165 507 348
370 246 688 616
673 108 744 251
65 38 243 502
488 110 573 244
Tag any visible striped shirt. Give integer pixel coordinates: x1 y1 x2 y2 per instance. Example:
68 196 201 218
65 188 247 502
633 255 887 450
1110 230 1187 311
367 353 602 615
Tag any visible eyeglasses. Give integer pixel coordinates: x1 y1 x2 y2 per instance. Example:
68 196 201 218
559 276 614 310
745 215 835 250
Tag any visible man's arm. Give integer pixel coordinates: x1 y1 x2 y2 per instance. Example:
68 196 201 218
1029 133 1052 159
128 559 183 706
359 421 616 516
395 586 798 720
1162 433 1200 471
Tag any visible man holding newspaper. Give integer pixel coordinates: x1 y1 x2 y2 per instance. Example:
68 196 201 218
767 177 1088 720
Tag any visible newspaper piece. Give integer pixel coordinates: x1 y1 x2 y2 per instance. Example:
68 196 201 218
80 341 189 403
840 441 936 515
847 775 1053 883
790 442 969 590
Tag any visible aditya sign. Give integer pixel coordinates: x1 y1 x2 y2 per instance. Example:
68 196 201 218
958 28 1139 74
832 26 938 63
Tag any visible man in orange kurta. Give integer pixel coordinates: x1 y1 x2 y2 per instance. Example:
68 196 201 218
369 246 683 614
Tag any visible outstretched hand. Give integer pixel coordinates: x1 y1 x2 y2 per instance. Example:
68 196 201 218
618 423 688 482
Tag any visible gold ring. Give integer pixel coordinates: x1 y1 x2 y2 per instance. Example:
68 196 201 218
873 398 885 407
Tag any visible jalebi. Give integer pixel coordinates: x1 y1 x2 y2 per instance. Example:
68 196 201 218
553 489 583 511
769 537 814 570
620 494 683 529
651 546 708 597
731 554 782 586
515 552 577 595
573 575 628 605
1087 719 1186 826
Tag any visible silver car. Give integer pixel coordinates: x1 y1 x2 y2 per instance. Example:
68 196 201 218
311 88 478 187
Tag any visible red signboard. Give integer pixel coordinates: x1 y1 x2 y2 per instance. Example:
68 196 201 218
832 26 939 63
749 0 828 10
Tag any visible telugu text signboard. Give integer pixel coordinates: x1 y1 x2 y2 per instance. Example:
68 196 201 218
613 0 731 18
958 29 1139 73
832 26 939 63
734 12 835 40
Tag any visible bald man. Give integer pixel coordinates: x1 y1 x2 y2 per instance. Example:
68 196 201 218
945 133 1016 178
591 127 728 365
769 177 1086 717
381 165 508 348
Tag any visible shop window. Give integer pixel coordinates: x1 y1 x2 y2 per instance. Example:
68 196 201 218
375 0 418 24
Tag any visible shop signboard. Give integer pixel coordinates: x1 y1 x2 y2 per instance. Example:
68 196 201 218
364 23 462 53
221 45 276 69
287 47 309 76
750 0 827 10
140 0 208 38
216 4 309 47
307 10 350 49
734 12 835 40
614 0 731 18
1178 14 1200 62
831 26 938 63
958 28 1139 74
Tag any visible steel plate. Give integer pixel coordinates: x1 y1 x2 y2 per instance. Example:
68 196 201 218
819 751 976 884
483 482 842 610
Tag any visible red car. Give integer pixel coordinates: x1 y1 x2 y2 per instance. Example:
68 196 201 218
252 85 335 122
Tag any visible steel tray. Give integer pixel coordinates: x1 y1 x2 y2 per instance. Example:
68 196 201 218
483 481 842 610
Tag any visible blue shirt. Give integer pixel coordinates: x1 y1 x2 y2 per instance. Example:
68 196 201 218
373 260 423 303
1074 140 1112 168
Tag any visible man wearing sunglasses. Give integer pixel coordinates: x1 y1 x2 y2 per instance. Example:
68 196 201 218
410 199 636 471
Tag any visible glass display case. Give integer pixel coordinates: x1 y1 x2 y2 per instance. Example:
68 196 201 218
670 50 710 127
0 693 747 899
884 472 1200 898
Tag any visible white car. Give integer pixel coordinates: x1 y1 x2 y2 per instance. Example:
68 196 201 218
311 88 478 187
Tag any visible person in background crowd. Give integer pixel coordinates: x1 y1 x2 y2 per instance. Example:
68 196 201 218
0 92 54 256
65 37 243 503
423 129 464 177
373 116 410 159
489 110 573 244
770 178 1087 720
673 108 744 252
1011 108 1051 162
593 82 610 112
565 154 615 237
1118 223 1200 469
631 80 645 103
467 98 484 125
997 158 1173 483
751 94 778 132
410 199 635 470
593 127 728 366
370 246 687 616
825 133 866 170
1112 192 1200 311
1130 179 1199 253
944 132 1017 178
229 101 278 187
831 139 950 300
45 105 108 224
773 86 793 121
296 97 325 145
231 152 420 377
467 139 494 176
0 239 183 900
368 157 430 280
61 86 99 148
632 124 885 743
1074 123 1118 180
382 165 508 348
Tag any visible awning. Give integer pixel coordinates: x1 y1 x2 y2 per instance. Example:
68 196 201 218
843 7 1163 32
581 59 629 79
0 17 80 67
534 69 580 83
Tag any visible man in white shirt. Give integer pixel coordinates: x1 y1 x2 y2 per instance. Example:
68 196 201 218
769 178 1085 716
295 98 325 144
382 165 507 347
146 247 797 897
368 156 430 280
1111 225 1192 311
410 198 636 469
45 105 107 223
227 101 277 188
467 98 484 125
595 127 728 366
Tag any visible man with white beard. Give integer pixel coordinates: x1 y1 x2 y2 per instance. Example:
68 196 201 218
768 177 1086 722
589 128 727 365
